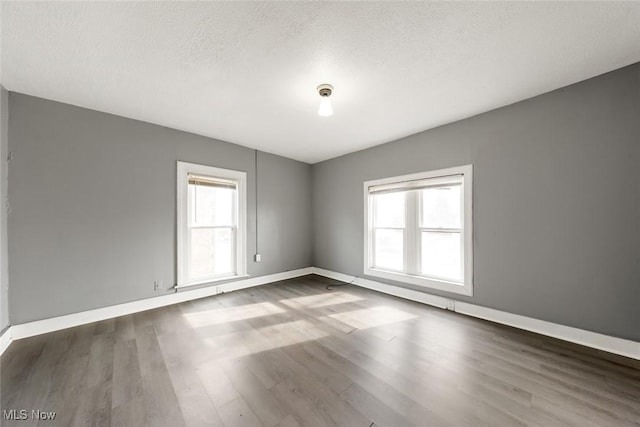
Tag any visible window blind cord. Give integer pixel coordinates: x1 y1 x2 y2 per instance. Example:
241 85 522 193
325 276 358 291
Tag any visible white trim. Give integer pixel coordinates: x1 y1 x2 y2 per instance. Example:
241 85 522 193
4 268 312 346
0 327 11 356
175 274 250 289
2 266 637 361
310 267 640 360
364 268 471 296
453 302 640 360
177 161 248 288
312 267 450 309
363 164 473 296
365 165 471 191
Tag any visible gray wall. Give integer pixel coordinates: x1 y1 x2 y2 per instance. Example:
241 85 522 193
6 64 640 341
8 94 312 324
0 86 8 332
313 63 640 341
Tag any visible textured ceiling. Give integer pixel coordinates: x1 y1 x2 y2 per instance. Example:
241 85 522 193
2 2 640 163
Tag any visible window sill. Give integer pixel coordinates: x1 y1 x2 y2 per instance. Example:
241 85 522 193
364 267 473 296
176 274 250 289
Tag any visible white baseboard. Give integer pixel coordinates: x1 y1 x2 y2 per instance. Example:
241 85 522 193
312 267 451 309
2 267 313 355
2 266 638 361
310 267 640 360
0 327 11 356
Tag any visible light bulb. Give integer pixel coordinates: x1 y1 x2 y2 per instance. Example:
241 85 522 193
317 84 334 117
318 96 333 117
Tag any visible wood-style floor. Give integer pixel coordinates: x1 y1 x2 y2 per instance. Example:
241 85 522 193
1 275 639 427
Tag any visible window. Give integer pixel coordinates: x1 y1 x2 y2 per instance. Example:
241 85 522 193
364 165 473 296
177 161 247 287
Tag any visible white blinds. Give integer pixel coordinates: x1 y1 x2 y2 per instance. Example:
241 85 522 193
188 174 237 189
368 174 463 195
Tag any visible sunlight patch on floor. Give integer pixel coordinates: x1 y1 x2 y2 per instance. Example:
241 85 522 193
327 305 418 330
183 301 285 327
279 291 363 309
202 319 328 359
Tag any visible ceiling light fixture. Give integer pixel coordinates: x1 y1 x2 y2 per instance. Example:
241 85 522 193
317 84 334 117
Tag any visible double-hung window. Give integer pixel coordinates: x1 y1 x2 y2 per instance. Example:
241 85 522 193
177 161 247 287
364 165 473 296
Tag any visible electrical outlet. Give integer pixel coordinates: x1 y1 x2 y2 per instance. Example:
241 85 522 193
153 280 163 291
254 253 261 262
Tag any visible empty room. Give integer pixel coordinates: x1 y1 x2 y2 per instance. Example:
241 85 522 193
1 2 639 426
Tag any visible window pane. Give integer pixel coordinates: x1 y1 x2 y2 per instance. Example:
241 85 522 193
190 228 234 278
374 229 404 271
421 231 461 282
421 185 461 229
373 192 405 227
189 183 234 226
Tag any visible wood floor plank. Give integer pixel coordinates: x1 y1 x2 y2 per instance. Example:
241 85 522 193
197 359 241 410
216 396 263 427
155 331 223 427
111 339 147 427
339 382 420 427
134 320 185 427
274 414 302 427
270 379 339 427
2 275 638 426
280 344 353 395
73 381 112 427
37 325 95 427
221 358 288 427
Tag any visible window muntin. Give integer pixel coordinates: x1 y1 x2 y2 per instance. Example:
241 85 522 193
178 162 246 288
364 165 472 296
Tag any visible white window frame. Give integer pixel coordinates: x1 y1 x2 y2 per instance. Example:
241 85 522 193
177 161 247 288
363 164 473 296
